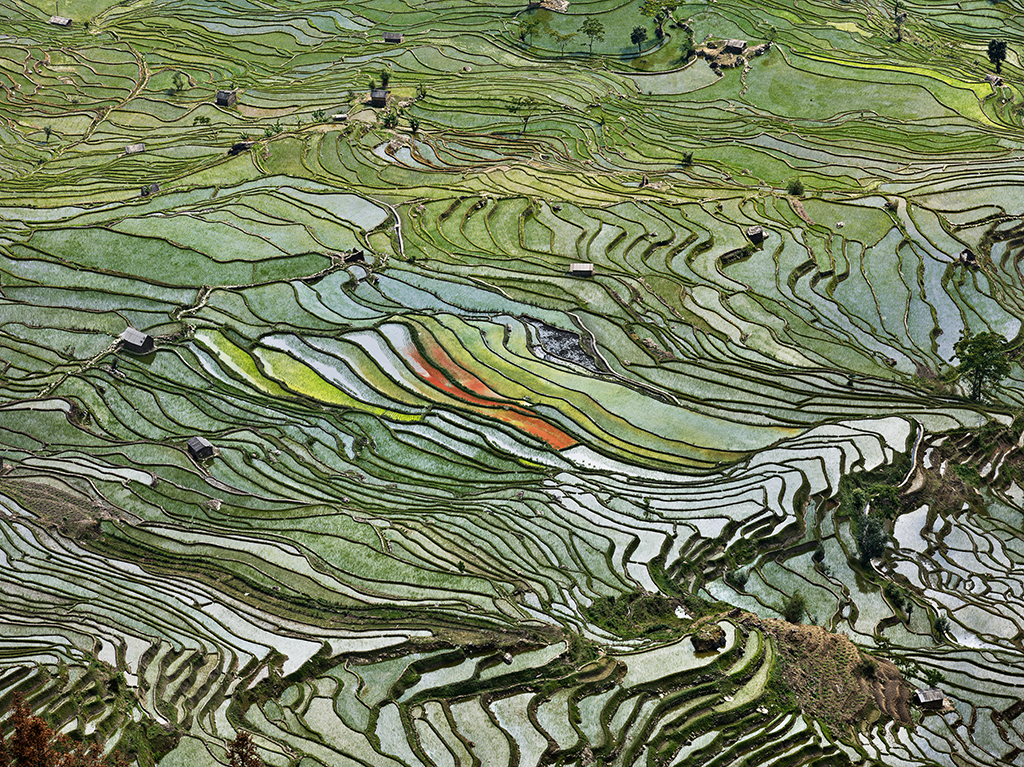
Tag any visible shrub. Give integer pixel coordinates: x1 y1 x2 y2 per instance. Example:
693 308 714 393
781 592 806 623
854 657 877 680
786 178 804 196
725 569 748 589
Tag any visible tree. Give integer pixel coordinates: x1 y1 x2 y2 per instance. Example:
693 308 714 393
506 95 539 132
550 30 576 55
640 0 675 38
988 39 1007 74
893 1 907 42
227 731 263 767
954 331 1012 401
171 71 185 94
519 18 540 45
1 693 126 767
781 592 806 623
380 67 392 88
630 25 648 55
855 514 887 565
43 125 52 143
579 17 604 54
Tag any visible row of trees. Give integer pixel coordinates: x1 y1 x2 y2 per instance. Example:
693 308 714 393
519 0 683 57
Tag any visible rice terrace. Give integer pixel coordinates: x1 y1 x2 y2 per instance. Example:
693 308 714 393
2 0 1024 764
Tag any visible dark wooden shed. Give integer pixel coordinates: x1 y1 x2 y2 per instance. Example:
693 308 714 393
186 437 215 461
119 328 154 355
746 225 765 244
569 262 595 277
383 32 404 43
913 688 946 710
370 88 389 107
724 39 747 55
216 90 237 107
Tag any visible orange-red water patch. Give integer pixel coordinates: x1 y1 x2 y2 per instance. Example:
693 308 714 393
402 338 577 450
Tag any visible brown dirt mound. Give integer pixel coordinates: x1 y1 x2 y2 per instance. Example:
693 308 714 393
741 613 912 728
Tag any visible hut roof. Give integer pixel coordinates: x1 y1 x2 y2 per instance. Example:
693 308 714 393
383 32 404 42
186 437 215 459
49 15 72 26
913 688 945 705
724 39 747 52
370 88 389 99
569 262 595 276
125 143 146 154
120 327 150 346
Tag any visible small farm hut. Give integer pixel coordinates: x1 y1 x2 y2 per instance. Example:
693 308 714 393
228 140 254 156
187 437 215 461
724 39 747 55
119 328 154 355
569 263 595 277
125 143 146 155
216 90 237 107
49 16 72 27
746 225 765 244
913 688 946 710
140 183 160 197
383 32 404 43
370 88 389 107
343 249 366 264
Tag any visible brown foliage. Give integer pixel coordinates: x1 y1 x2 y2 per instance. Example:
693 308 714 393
226 731 262 767
1 694 127 767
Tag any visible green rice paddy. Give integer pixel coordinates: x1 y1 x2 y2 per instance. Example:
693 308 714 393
3 0 1024 764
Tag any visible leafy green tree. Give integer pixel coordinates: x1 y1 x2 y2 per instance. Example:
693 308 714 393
782 592 806 623
640 0 675 38
893 1 907 42
172 71 186 94
786 177 804 196
954 331 1012 401
988 39 1007 74
855 514 887 565
380 67 392 88
630 25 648 55
519 18 540 44
579 17 604 54
506 95 539 132
550 30 576 55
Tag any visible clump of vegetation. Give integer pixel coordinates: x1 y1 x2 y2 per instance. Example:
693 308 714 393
854 513 888 565
227 731 262 767
584 591 687 638
781 592 806 623
854 656 878 680
0 693 129 766
953 331 1013 402
786 178 805 196
724 568 748 589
